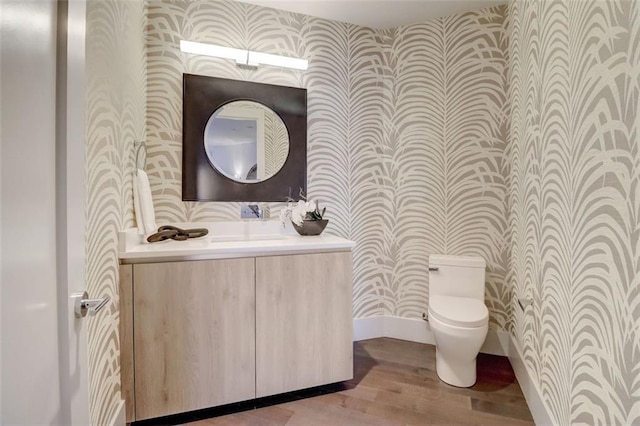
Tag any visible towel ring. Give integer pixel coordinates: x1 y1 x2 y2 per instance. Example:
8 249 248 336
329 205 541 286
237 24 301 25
134 140 146 174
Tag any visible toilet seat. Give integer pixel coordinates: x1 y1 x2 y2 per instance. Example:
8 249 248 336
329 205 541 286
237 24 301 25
429 295 488 327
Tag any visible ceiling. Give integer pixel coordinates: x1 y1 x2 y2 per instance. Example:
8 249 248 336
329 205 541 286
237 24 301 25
234 0 506 29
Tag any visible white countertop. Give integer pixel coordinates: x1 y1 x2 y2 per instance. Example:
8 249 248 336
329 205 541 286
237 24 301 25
118 221 355 264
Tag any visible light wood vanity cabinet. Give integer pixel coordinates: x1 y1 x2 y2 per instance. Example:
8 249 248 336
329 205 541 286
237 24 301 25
119 251 353 423
256 252 353 397
132 259 255 420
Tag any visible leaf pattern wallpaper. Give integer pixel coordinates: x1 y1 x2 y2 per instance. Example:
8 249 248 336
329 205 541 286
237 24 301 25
84 0 640 424
85 0 146 424
389 8 510 323
508 0 640 423
145 0 510 324
262 107 288 178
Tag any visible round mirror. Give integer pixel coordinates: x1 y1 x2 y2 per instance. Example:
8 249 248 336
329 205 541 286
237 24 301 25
204 100 289 183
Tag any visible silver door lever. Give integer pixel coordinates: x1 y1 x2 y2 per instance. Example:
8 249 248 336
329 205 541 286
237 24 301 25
73 291 111 318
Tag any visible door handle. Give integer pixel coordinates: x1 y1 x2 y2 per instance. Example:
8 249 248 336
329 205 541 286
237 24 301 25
73 291 111 318
428 267 439 272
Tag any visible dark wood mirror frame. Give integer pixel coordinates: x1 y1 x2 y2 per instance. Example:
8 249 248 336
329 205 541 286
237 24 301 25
183 74 307 201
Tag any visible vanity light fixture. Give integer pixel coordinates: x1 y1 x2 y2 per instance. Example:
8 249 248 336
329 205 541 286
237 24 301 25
247 50 308 70
180 40 248 64
180 40 308 71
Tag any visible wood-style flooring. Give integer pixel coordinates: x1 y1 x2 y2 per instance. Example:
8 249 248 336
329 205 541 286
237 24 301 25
183 338 534 426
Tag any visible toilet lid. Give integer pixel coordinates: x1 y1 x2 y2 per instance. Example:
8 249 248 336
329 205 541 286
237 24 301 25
429 295 488 327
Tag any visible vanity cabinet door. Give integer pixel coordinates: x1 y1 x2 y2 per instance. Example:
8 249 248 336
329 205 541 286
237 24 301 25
133 258 255 420
255 252 353 397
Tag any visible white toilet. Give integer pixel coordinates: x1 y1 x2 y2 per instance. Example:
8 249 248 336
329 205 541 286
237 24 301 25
428 254 488 387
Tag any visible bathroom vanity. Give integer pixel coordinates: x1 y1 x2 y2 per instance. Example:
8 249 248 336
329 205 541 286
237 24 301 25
118 224 355 422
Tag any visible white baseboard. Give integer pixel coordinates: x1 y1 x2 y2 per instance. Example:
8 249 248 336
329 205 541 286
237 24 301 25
508 335 556 426
109 399 126 426
383 315 436 345
352 316 385 341
353 315 508 356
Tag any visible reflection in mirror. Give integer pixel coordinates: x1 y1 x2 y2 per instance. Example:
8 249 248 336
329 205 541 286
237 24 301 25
204 101 289 183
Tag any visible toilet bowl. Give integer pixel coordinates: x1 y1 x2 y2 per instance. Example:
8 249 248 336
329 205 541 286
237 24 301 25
429 295 488 387
428 255 488 387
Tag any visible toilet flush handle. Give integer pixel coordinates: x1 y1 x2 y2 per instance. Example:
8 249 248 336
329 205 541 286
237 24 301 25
428 267 439 272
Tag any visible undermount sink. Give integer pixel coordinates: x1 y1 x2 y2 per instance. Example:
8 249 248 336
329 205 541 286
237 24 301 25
210 234 289 243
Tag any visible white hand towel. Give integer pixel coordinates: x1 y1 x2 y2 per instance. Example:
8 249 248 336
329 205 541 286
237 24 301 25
133 172 144 235
134 169 157 236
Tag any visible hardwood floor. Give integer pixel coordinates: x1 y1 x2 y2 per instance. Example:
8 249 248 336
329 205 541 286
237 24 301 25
179 338 534 426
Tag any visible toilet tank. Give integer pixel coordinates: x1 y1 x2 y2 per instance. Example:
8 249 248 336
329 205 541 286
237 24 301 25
428 255 486 300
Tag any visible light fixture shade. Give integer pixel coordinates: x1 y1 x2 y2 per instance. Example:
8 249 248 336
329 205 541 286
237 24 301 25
247 51 308 70
180 40 248 64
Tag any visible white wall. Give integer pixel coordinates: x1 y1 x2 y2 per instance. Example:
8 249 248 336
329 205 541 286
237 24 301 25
0 1 4 416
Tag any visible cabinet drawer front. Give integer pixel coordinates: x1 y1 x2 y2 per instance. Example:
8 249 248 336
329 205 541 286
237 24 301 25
133 258 255 420
256 252 353 397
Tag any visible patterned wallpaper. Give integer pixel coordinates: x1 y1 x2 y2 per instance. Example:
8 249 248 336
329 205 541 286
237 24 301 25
389 7 510 325
507 0 640 424
85 0 146 424
146 0 510 328
263 108 288 178
85 0 640 423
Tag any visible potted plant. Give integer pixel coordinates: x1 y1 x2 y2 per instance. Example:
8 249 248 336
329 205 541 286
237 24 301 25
279 194 328 236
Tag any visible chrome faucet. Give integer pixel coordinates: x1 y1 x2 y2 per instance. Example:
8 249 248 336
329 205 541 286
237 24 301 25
241 204 264 219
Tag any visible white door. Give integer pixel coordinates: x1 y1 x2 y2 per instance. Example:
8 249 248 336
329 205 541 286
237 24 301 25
1 0 91 424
